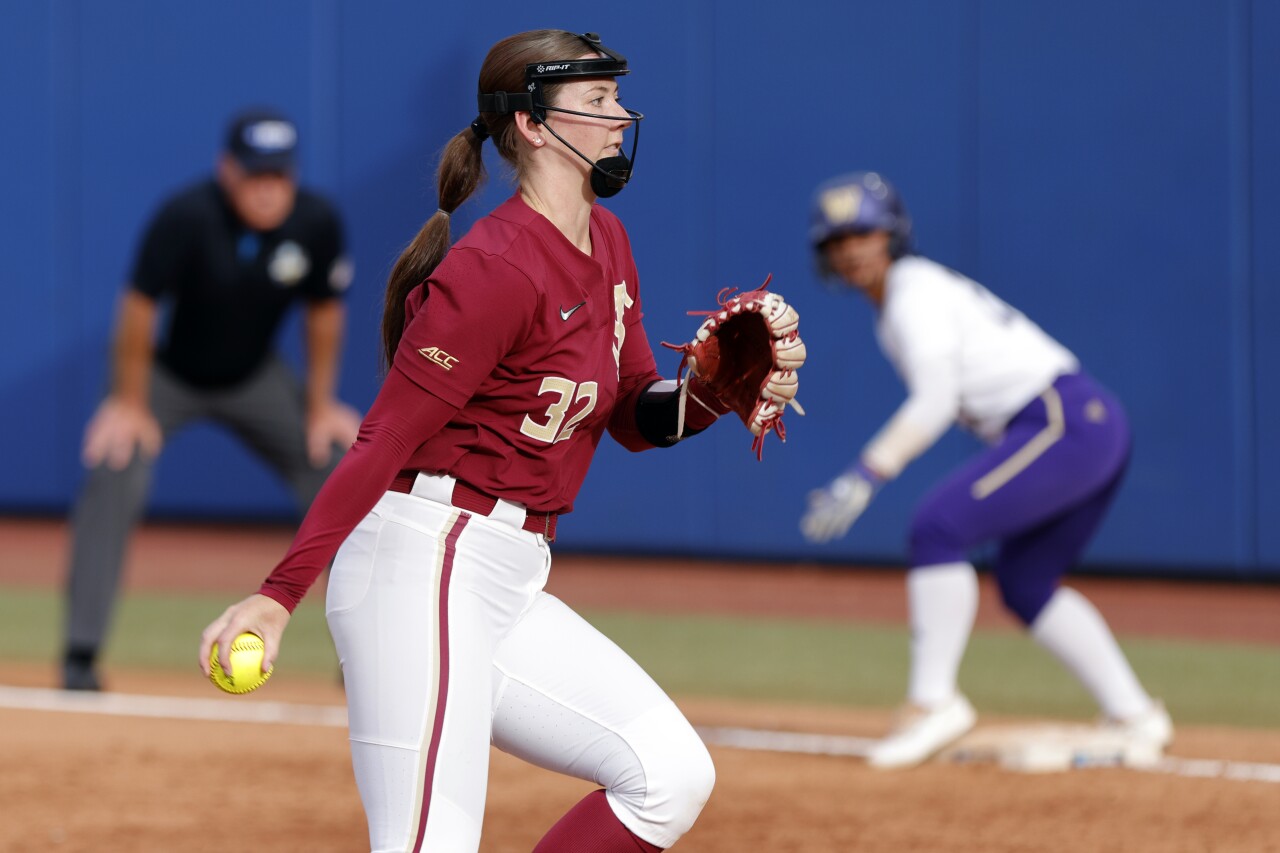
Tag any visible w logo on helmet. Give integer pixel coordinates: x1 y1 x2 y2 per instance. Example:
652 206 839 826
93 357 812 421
810 171 915 264
819 185 864 227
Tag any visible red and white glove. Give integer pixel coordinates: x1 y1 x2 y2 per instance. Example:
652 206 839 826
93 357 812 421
662 275 806 459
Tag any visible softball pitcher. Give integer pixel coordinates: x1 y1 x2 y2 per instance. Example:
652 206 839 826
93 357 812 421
800 171 1172 769
199 30 792 852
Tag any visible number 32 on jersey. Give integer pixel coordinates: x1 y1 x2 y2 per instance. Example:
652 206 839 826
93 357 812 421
520 283 632 445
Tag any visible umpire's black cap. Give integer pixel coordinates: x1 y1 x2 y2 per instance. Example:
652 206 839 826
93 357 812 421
224 107 298 174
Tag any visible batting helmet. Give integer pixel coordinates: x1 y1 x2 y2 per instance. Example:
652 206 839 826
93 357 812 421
809 172 914 275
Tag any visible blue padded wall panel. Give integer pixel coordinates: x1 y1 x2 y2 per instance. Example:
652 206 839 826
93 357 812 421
1251 0 1280 569
0 0 1274 577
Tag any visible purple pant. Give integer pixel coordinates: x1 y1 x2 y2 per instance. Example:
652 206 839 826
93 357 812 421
908 372 1131 625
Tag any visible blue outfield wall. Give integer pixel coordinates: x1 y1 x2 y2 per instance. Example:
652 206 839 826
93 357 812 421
0 0 1275 578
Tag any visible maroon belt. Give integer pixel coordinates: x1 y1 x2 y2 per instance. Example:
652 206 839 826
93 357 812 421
389 470 557 541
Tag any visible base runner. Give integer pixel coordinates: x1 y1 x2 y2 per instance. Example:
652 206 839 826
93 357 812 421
799 171 1172 769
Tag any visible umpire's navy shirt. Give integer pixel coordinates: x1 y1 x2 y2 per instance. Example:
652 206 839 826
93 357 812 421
130 179 349 389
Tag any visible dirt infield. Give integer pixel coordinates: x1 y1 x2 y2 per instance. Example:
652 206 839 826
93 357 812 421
2 518 1279 852
2 663 1278 853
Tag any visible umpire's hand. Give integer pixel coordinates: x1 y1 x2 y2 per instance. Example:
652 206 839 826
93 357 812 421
306 399 363 468
81 398 162 471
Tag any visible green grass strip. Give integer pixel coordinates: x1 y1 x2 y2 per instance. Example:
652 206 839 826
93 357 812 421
2 587 1275 728
0 587 339 674
581 610 1280 728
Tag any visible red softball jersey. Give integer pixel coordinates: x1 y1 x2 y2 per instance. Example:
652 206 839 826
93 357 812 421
392 193 660 514
258 194 667 610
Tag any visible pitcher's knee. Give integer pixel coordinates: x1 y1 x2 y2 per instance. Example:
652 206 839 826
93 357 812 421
608 709 715 847
657 736 715 832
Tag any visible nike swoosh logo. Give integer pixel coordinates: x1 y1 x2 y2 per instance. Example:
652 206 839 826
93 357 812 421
559 301 587 321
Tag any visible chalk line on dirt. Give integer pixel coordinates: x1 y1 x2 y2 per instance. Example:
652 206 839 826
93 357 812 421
2 686 1277 784
0 684 348 727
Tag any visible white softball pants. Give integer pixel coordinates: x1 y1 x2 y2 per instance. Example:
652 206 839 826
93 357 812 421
326 474 714 853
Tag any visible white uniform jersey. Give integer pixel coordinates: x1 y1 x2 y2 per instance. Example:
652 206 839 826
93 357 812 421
862 256 1078 477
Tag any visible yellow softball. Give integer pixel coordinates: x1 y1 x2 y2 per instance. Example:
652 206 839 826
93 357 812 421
209 632 273 694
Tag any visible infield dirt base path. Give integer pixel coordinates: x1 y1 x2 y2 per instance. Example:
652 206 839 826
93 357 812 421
1 518 1278 852
1 662 1278 853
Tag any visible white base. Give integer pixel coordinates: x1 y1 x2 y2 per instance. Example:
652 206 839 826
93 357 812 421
941 723 1165 773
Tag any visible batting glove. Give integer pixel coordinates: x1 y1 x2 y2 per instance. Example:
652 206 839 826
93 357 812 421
800 462 885 543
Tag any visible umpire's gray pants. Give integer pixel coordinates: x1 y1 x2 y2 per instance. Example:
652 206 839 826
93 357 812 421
64 356 344 654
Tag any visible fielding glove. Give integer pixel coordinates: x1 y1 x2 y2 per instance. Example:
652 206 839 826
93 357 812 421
662 275 806 459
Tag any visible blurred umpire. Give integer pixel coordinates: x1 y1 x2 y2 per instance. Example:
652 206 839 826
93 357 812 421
61 107 361 691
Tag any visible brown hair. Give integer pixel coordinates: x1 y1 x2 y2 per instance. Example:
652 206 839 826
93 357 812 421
380 29 587 369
